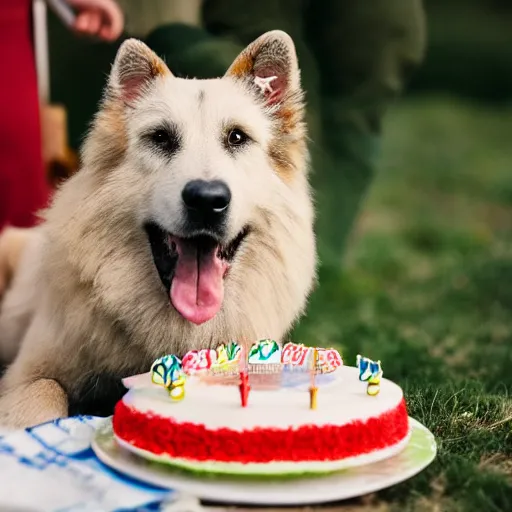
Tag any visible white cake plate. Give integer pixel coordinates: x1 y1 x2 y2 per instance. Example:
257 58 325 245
92 417 436 506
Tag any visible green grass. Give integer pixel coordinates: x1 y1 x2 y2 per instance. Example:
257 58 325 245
293 96 512 511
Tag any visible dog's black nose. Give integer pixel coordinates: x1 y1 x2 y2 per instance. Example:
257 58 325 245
182 180 231 214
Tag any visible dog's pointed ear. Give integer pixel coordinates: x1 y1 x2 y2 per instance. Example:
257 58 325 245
225 30 300 106
108 39 172 104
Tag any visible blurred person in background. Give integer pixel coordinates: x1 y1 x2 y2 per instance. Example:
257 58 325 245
0 0 123 231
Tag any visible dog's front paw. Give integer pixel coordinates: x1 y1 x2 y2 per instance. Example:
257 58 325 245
0 378 68 430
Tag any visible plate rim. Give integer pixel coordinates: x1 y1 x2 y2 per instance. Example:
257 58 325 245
91 416 436 506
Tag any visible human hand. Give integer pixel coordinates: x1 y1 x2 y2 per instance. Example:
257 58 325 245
66 0 124 42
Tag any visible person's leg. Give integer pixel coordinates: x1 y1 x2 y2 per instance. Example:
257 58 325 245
146 22 242 79
0 0 51 230
305 1 427 263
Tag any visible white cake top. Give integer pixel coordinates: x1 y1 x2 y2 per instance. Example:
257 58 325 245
121 366 403 431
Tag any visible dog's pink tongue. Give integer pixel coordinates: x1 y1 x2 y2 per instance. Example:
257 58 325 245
170 240 226 325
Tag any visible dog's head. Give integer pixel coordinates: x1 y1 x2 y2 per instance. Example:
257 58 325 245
62 31 315 347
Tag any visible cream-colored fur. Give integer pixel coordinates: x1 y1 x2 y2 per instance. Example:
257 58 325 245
0 227 42 364
0 227 31 299
0 31 316 428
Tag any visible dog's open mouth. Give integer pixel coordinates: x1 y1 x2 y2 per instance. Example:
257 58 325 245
145 223 249 325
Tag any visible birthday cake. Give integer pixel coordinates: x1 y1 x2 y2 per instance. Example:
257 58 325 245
112 341 410 476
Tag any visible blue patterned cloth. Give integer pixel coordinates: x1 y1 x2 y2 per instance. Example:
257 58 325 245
0 416 175 511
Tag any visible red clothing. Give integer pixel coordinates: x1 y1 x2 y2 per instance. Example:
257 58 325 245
0 0 50 229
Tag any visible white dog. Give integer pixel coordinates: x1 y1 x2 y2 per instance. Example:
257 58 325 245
0 30 316 428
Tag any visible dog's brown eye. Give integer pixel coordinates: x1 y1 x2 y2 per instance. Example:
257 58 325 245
148 126 181 155
227 128 248 147
151 129 170 145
